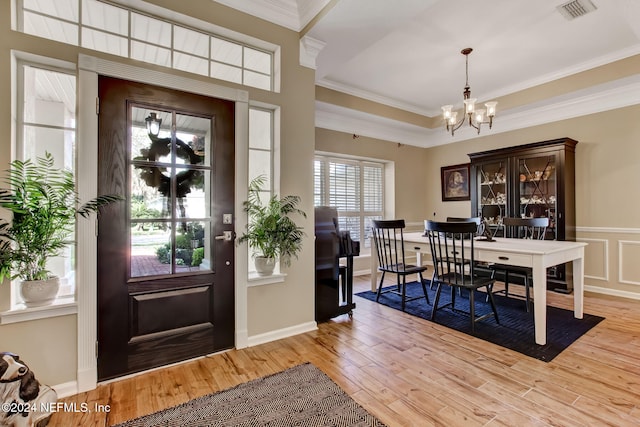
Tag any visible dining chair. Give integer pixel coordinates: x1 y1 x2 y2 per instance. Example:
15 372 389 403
424 220 500 332
490 216 549 312
371 219 430 311
428 217 484 292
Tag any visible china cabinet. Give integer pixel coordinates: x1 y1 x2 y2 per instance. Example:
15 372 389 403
468 138 577 292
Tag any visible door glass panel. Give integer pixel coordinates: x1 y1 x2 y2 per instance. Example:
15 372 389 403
174 221 211 273
131 228 172 277
130 164 170 219
129 106 212 278
180 169 210 218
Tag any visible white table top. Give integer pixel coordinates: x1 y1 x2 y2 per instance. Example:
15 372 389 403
403 232 587 256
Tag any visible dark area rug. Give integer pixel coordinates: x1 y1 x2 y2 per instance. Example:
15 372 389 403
113 362 386 427
356 281 604 362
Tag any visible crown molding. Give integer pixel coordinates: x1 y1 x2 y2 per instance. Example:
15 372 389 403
318 45 640 118
317 78 432 116
316 73 640 148
300 35 326 69
213 0 331 31
213 0 299 30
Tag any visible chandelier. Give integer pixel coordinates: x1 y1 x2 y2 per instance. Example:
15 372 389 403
441 48 497 136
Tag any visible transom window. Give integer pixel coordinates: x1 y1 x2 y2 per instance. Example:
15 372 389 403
17 0 274 90
314 155 385 250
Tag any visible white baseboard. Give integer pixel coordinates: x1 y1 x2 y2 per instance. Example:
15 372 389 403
247 321 318 347
52 381 78 399
585 284 640 301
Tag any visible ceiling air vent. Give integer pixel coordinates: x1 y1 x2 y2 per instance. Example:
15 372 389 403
557 0 597 20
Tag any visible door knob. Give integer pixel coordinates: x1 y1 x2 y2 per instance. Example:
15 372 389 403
215 231 234 241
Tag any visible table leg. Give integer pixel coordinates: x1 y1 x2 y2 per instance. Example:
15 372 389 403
532 256 547 345
573 251 584 319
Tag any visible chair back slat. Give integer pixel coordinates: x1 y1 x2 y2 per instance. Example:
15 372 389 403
425 220 477 287
372 219 406 273
503 217 549 240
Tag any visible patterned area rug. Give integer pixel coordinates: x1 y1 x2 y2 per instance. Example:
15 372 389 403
357 281 604 362
114 363 386 427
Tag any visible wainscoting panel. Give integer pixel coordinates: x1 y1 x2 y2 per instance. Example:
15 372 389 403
577 227 640 299
577 238 609 281
619 240 640 286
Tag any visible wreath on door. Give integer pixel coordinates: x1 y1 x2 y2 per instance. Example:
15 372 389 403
135 136 202 198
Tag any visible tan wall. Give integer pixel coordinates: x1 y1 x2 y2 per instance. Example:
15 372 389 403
318 106 640 296
422 106 640 226
315 128 430 223
421 105 640 296
0 316 77 386
0 0 316 383
315 128 430 273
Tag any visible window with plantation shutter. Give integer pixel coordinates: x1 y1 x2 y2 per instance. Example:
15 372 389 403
314 155 385 251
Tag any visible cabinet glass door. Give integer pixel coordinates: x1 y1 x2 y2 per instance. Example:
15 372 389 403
517 154 557 240
476 160 508 237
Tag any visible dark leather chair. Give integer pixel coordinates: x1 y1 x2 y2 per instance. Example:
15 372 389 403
491 217 549 312
371 219 429 311
425 220 500 332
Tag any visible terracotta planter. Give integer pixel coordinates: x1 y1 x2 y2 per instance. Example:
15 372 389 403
20 277 60 307
254 256 276 276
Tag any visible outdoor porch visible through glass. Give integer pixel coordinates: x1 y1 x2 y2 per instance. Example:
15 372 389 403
129 106 213 278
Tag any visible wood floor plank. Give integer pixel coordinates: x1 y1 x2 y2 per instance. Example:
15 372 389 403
48 275 640 426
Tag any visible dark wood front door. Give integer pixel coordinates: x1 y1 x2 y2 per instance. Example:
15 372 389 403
97 76 235 381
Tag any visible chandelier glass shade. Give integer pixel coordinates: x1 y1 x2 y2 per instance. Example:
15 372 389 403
441 48 497 136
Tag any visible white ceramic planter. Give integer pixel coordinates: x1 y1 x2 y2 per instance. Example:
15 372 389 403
20 277 60 307
254 256 276 276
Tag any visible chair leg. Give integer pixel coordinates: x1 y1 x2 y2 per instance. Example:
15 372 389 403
504 271 510 297
375 271 386 302
524 275 531 312
431 282 443 321
418 273 430 305
451 286 456 309
469 289 476 333
486 284 500 324
400 274 406 311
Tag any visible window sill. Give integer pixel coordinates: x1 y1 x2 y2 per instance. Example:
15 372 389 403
0 297 77 325
247 272 287 287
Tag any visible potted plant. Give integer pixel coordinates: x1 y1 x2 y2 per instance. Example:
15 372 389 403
0 152 120 307
239 175 306 276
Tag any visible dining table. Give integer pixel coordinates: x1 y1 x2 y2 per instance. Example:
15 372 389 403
370 232 587 345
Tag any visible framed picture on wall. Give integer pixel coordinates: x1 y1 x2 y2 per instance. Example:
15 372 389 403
441 163 470 201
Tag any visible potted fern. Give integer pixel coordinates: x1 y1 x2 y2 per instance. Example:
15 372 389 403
239 175 306 276
0 152 120 306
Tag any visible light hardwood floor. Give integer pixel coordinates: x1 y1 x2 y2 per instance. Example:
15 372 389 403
48 276 640 426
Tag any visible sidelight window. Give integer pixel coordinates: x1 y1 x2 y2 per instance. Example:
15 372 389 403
12 60 77 305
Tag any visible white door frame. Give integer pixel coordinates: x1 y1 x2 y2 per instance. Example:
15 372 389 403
76 54 250 392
